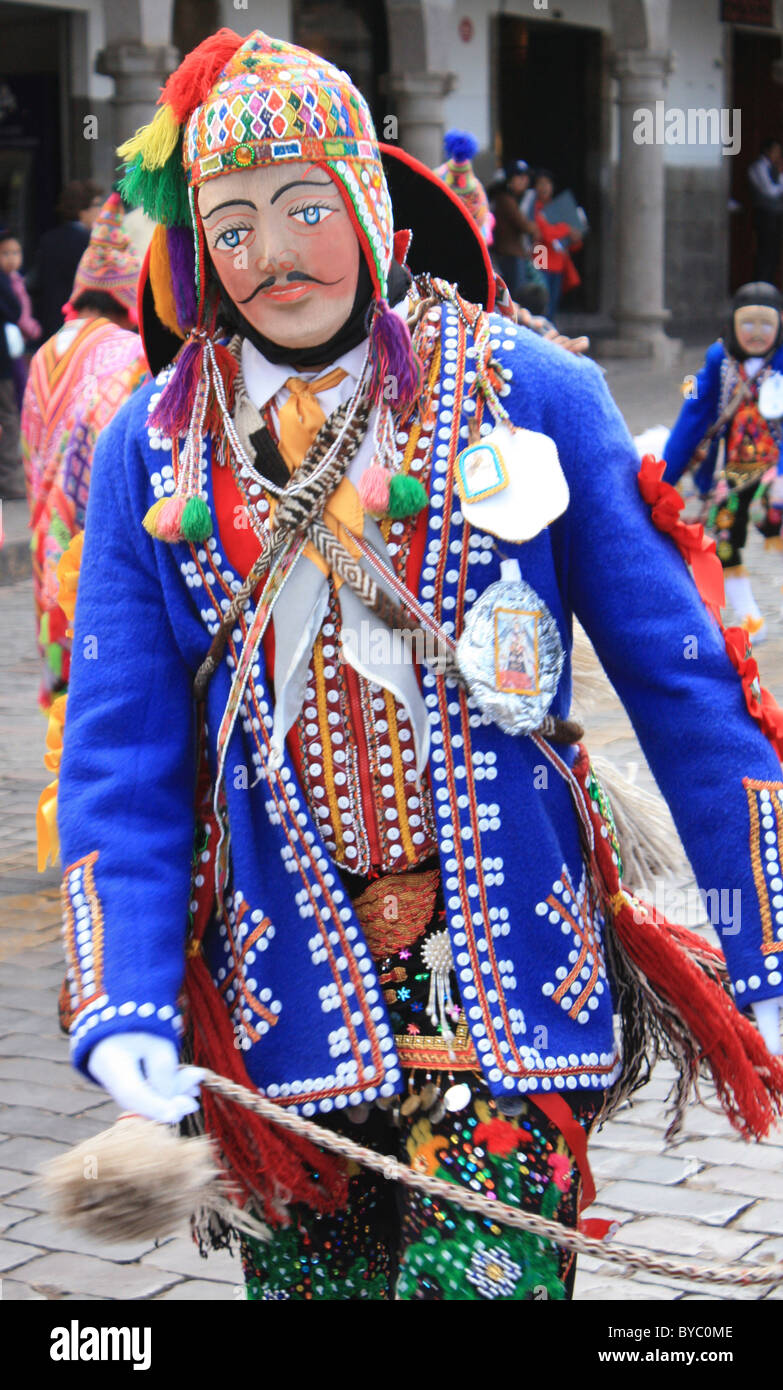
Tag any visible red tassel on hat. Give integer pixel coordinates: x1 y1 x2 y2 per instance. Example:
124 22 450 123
159 28 245 122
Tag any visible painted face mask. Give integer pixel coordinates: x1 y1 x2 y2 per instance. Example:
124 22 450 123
733 305 780 358
117 26 422 544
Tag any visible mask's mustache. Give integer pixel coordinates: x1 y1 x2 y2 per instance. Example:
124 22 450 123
239 269 344 304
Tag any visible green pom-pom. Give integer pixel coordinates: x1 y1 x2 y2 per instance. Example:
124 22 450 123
119 142 191 227
180 496 213 543
387 473 429 519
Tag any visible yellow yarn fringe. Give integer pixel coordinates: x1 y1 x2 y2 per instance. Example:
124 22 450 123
117 104 180 170
142 497 167 537
149 224 184 337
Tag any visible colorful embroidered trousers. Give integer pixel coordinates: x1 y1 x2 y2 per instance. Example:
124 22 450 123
239 1084 598 1301
239 860 599 1301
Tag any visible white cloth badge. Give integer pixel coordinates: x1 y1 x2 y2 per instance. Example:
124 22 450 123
455 424 569 542
759 372 783 420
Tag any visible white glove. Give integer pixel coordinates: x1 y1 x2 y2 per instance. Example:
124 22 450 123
88 1033 206 1124
752 999 783 1055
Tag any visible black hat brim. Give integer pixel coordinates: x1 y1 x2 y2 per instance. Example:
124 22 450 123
138 143 496 376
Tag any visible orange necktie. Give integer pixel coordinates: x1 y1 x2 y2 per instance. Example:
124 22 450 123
276 367 347 473
272 366 362 585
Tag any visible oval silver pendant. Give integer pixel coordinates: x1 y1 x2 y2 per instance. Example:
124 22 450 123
456 562 564 735
444 1081 472 1113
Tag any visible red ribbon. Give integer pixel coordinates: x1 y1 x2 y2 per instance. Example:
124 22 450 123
637 454 725 619
639 454 783 761
529 1093 596 1213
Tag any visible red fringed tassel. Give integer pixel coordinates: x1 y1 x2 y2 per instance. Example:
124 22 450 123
576 747 783 1141
159 28 245 123
184 949 349 1226
204 342 239 436
606 891 783 1140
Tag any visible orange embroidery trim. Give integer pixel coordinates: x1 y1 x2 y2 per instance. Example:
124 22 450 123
352 866 440 958
744 777 783 954
61 850 104 1020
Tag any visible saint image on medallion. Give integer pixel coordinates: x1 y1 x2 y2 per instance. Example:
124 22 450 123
494 606 540 695
457 442 507 502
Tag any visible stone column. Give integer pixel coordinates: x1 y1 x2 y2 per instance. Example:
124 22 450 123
611 48 678 362
96 42 179 150
383 70 456 167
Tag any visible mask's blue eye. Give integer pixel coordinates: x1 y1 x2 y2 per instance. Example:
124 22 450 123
215 226 249 250
291 204 334 226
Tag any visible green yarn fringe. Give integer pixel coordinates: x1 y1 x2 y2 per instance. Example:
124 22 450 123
180 496 213 543
119 141 191 228
387 473 429 519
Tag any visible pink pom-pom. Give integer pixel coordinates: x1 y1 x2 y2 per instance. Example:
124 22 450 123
156 495 187 541
358 465 391 514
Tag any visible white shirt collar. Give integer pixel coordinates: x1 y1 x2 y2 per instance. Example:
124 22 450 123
240 294 411 412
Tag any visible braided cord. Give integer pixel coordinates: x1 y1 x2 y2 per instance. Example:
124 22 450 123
200 1069 780 1288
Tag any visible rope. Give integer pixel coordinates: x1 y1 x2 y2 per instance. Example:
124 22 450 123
200 1069 782 1288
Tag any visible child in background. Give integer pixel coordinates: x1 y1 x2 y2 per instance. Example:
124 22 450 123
0 232 41 408
0 229 23 498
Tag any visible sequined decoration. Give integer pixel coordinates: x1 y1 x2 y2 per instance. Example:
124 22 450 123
239 1086 599 1301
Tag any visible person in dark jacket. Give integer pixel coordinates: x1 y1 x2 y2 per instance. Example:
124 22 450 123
748 139 783 285
0 246 23 498
30 181 104 341
489 160 548 315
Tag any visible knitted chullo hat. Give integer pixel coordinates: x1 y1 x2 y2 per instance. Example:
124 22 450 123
117 27 423 545
434 130 493 242
65 193 141 321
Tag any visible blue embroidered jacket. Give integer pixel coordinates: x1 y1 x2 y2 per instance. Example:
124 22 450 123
58 302 783 1118
663 339 783 493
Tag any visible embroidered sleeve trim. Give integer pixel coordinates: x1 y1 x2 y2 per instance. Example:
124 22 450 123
61 851 106 1023
70 1000 184 1054
744 778 783 957
62 850 185 1050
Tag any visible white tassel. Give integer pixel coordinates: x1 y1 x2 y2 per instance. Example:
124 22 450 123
38 1115 270 1245
421 929 456 1040
570 622 610 715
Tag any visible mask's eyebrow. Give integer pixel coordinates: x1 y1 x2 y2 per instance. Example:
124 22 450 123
270 177 335 205
201 198 257 222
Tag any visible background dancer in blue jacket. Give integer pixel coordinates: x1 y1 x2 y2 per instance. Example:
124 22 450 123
664 282 783 643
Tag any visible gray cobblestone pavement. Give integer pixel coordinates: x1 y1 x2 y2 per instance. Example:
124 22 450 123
2 344 783 1302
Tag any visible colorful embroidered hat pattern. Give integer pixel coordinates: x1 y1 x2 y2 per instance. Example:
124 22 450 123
116 27 420 547
184 34 393 301
68 193 141 318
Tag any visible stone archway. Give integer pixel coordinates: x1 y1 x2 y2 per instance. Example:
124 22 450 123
608 0 678 359
96 0 178 152
382 0 455 166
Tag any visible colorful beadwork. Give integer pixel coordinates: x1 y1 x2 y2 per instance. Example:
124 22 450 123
184 33 393 297
744 778 783 961
239 1078 599 1301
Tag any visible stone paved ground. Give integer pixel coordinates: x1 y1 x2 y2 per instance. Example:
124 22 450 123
2 343 783 1302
